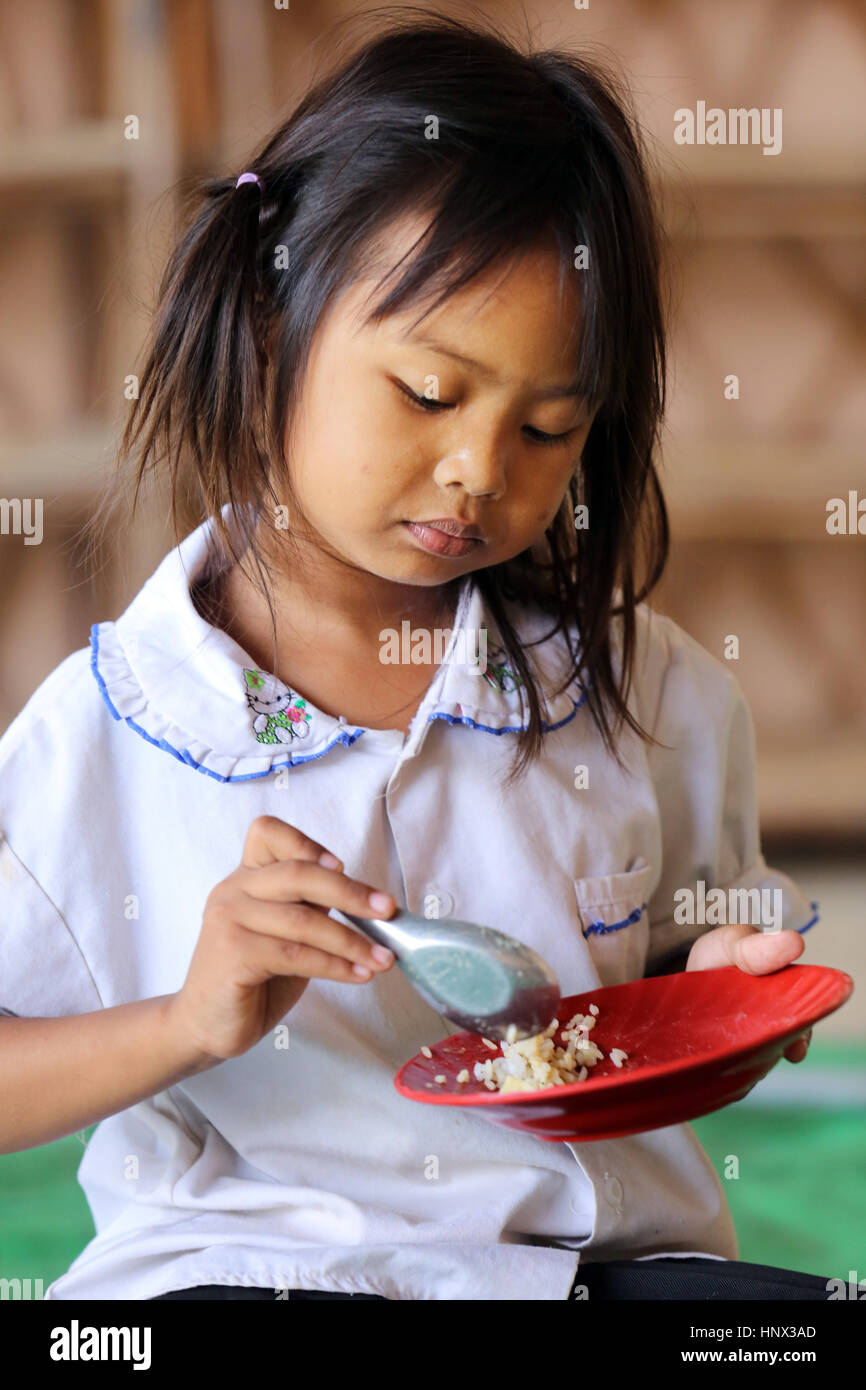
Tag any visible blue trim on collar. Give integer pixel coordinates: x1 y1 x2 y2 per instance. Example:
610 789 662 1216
90 624 366 783
90 605 588 779
426 686 586 737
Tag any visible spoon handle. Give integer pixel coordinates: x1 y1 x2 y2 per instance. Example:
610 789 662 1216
338 909 411 954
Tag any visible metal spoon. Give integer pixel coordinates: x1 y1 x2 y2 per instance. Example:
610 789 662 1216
335 907 561 1041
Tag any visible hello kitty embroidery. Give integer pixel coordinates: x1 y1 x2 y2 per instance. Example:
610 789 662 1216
243 668 313 745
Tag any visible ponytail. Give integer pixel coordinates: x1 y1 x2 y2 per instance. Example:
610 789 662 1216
116 170 275 570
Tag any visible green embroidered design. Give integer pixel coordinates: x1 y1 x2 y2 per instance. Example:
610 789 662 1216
481 644 522 693
243 668 312 745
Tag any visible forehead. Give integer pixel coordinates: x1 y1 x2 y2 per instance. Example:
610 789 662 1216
338 211 581 356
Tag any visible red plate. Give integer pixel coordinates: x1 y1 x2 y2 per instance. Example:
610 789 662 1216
394 964 854 1141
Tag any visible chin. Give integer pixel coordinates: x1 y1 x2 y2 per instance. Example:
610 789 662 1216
332 538 463 585
368 561 465 588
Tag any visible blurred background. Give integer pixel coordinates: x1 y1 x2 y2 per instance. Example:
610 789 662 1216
0 0 864 1290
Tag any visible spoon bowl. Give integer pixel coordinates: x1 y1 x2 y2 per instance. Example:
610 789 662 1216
335 907 560 1040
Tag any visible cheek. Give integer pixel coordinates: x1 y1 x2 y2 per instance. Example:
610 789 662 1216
291 430 401 528
291 399 367 488
516 466 573 527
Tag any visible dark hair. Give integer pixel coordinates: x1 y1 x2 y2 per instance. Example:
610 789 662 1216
88 5 671 783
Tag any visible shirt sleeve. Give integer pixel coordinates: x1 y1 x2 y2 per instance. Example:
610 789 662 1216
636 611 818 973
0 650 106 1020
0 828 103 1019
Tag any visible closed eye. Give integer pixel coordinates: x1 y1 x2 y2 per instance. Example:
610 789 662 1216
393 378 450 412
523 424 577 448
392 379 579 447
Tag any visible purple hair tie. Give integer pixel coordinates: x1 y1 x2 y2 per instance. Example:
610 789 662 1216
235 171 263 191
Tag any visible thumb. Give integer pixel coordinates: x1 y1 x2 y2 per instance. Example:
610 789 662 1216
730 926 805 976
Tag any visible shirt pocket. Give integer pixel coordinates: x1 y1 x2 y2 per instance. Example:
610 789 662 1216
572 857 654 988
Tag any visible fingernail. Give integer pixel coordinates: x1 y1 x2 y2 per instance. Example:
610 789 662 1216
371 945 394 964
352 963 372 978
318 851 342 870
369 891 393 914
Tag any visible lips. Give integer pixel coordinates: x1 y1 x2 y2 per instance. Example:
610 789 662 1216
410 517 484 539
402 518 484 558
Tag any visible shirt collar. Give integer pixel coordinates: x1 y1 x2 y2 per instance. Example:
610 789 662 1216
90 503 585 782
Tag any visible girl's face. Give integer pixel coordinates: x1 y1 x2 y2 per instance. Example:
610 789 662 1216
283 216 595 588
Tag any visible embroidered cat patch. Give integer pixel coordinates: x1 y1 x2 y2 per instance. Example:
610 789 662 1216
243 668 312 745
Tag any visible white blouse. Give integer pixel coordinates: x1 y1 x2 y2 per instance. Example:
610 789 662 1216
0 502 817 1301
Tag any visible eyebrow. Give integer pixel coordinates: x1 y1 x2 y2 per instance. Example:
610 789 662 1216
395 330 584 400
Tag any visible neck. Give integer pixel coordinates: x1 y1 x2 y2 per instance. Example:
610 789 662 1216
214 524 463 672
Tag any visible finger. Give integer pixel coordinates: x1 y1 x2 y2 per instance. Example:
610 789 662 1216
235 859 395 920
686 924 750 971
784 1038 809 1063
233 922 384 987
687 923 764 972
241 814 343 872
225 896 394 970
783 1027 812 1062
731 927 805 976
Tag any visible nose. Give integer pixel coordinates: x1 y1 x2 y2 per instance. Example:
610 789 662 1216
432 445 506 501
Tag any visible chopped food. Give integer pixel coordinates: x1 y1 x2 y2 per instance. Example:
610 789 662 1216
499 1074 535 1094
469 1006 629 1093
456 1068 470 1084
434 1074 447 1084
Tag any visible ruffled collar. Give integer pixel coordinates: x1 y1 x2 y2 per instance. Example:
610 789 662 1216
90 503 585 782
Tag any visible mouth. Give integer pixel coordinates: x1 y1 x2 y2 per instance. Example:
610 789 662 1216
402 518 485 558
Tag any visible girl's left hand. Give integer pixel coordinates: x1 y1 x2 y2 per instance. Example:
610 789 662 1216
686 924 812 1063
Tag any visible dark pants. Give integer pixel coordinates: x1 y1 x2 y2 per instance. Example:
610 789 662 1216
150 1257 833 1300
575 1257 833 1300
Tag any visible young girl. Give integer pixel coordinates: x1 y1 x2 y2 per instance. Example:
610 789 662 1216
1 14 821 1302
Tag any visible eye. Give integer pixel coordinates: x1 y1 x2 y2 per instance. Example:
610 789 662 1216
523 425 578 448
393 377 580 445
394 379 451 412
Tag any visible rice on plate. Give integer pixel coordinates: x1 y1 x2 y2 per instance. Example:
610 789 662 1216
458 1003 628 1092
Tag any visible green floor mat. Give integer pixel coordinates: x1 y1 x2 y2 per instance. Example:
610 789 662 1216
692 1104 866 1281
0 1132 95 1289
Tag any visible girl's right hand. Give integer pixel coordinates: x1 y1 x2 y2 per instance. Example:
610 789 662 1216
166 815 396 1065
